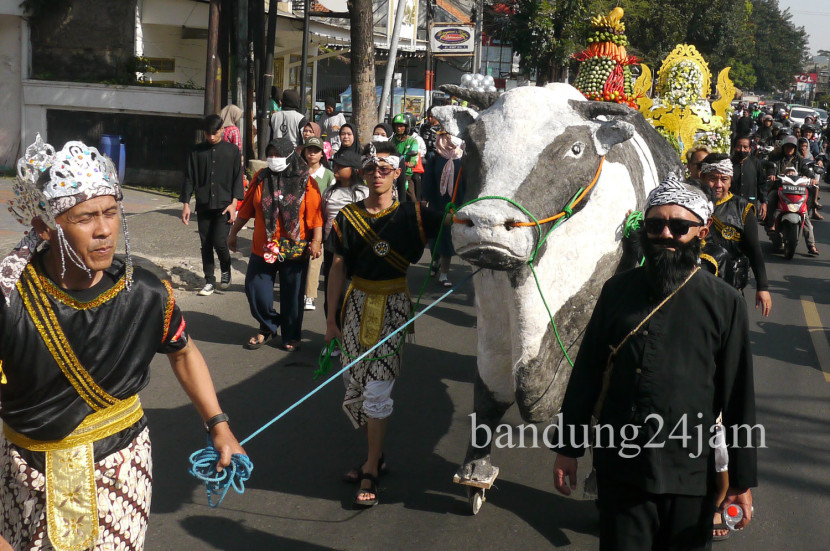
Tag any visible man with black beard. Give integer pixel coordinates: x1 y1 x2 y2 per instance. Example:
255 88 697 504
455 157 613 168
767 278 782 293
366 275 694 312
553 176 757 551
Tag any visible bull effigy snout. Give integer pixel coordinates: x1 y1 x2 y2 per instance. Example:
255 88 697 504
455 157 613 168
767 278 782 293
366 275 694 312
451 203 535 271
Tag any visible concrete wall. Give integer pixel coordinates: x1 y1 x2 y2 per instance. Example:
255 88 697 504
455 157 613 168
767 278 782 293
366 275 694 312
140 24 207 86
0 15 22 168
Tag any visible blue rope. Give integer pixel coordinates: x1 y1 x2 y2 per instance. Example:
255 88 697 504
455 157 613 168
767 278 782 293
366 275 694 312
188 267 480 507
188 440 254 508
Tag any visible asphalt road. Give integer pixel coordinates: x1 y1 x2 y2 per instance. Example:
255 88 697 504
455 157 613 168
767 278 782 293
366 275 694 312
2 179 828 550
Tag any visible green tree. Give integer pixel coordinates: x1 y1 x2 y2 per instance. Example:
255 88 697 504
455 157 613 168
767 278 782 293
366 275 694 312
500 0 589 84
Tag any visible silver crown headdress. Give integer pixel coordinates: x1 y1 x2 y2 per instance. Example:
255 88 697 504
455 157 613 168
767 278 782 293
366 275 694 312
1 134 133 303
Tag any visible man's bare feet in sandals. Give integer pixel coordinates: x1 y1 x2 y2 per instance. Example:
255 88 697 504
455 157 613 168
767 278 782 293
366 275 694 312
713 510 730 541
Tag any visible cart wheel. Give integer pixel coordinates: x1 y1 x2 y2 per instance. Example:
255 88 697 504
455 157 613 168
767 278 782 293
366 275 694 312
467 487 485 515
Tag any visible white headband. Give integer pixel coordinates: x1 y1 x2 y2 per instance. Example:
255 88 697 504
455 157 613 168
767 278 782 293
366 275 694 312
700 158 733 177
645 173 713 222
361 143 400 170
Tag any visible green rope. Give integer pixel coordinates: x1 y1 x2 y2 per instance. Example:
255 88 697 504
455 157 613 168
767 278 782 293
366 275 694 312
623 210 644 238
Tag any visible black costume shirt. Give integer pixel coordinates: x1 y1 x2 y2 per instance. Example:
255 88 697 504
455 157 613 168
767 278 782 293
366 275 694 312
731 155 767 203
558 268 757 496
180 140 244 211
331 201 442 280
0 256 188 465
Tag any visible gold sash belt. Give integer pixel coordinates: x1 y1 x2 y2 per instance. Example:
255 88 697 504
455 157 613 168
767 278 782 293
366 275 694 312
346 277 409 348
4 395 144 551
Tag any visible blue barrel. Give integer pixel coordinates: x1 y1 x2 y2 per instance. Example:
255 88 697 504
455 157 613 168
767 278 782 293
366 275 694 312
99 134 126 183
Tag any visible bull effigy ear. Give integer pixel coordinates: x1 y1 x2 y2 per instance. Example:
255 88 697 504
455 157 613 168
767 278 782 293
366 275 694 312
568 99 636 122
431 105 478 139
593 120 636 155
439 84 501 110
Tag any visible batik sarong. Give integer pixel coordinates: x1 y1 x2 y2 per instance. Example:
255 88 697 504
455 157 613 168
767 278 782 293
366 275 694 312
341 277 411 428
0 427 152 551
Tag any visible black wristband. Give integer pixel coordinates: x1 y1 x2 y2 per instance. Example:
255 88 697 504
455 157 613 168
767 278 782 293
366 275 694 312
205 413 230 433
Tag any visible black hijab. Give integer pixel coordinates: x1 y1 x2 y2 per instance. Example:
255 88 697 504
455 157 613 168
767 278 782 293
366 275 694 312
262 137 309 241
338 123 361 155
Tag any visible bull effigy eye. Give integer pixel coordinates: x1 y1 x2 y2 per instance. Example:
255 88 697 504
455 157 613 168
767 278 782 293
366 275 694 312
570 143 583 156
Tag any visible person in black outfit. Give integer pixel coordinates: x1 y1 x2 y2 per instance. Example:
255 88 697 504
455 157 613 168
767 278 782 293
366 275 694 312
731 135 768 220
553 176 757 551
180 114 244 295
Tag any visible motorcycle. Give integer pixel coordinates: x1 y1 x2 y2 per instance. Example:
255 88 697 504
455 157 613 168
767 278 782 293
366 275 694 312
767 175 812 259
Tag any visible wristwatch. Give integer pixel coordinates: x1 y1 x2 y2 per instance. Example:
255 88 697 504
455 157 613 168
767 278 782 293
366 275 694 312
205 412 230 433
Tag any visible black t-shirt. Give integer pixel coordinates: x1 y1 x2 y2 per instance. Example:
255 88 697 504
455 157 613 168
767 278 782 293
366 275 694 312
331 201 443 280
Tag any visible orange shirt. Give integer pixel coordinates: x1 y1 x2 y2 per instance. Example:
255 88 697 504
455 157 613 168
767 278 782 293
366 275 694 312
238 169 324 258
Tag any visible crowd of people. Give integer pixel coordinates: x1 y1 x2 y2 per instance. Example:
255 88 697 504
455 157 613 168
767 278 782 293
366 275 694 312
2 87 823 549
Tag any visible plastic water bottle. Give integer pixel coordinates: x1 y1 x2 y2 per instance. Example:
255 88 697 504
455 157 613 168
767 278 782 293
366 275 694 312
723 504 744 530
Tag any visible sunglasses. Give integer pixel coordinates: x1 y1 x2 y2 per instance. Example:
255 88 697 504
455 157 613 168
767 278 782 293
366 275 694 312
364 164 395 176
643 218 704 236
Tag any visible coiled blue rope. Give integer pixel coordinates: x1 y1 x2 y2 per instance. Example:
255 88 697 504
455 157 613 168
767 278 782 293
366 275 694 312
188 441 254 508
188 267 480 507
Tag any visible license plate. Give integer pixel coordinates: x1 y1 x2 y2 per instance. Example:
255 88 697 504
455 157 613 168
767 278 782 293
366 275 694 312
781 185 805 194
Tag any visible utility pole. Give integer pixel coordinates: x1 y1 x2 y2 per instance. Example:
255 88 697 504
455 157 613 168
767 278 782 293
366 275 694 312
379 0 407 121
472 0 483 74
425 0 434 110
259 0 279 159
204 0 221 115
300 0 311 117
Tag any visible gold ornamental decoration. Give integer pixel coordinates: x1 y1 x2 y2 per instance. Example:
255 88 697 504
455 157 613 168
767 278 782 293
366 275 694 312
635 44 736 158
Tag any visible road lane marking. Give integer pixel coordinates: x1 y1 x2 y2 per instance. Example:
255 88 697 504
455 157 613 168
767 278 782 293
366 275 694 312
800 296 830 382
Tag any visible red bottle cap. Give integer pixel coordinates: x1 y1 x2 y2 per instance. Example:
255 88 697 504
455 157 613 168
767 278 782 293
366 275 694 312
726 505 741 517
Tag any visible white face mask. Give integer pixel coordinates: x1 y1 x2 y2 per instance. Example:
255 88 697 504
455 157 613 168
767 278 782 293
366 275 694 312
267 155 290 172
372 135 389 142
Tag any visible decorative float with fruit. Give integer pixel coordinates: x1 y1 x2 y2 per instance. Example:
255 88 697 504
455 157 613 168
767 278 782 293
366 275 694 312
572 8 640 107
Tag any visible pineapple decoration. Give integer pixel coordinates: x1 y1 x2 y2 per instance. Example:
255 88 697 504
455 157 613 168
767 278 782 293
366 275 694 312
572 7 640 107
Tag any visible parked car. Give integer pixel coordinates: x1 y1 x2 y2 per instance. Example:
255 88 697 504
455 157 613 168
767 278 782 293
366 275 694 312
788 105 820 126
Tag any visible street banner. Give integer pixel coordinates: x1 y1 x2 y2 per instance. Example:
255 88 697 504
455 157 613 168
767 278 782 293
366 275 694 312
430 23 475 56
793 73 818 84
388 0 419 46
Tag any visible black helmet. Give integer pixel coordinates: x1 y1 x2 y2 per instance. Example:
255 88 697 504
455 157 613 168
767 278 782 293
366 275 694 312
778 127 793 138
404 112 417 134
803 124 816 135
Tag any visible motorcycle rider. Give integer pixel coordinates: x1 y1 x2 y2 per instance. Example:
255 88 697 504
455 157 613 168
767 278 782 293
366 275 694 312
735 108 754 137
732 135 768 220
757 115 775 146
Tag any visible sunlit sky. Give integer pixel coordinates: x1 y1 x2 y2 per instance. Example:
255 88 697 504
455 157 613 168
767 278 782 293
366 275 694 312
779 0 830 58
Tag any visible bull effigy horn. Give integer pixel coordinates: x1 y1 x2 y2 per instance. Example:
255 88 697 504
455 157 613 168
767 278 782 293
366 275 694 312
568 99 636 121
439 84 500 110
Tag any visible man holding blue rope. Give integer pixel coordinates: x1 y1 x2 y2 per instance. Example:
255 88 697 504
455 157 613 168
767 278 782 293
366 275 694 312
0 136 245 551
325 140 445 508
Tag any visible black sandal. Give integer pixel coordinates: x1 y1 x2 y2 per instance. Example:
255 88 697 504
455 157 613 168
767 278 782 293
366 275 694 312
353 473 378 508
342 454 388 483
244 333 273 350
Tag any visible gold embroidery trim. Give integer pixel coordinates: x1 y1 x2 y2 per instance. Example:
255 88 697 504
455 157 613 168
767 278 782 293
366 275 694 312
4 396 143 551
36 263 125 310
700 253 719 276
350 200 400 219
340 207 409 273
351 276 408 295
711 217 742 242
359 293 387 348
742 202 755 224
162 280 176 343
3 395 143 452
18 264 117 410
715 192 734 206
0 360 5 384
